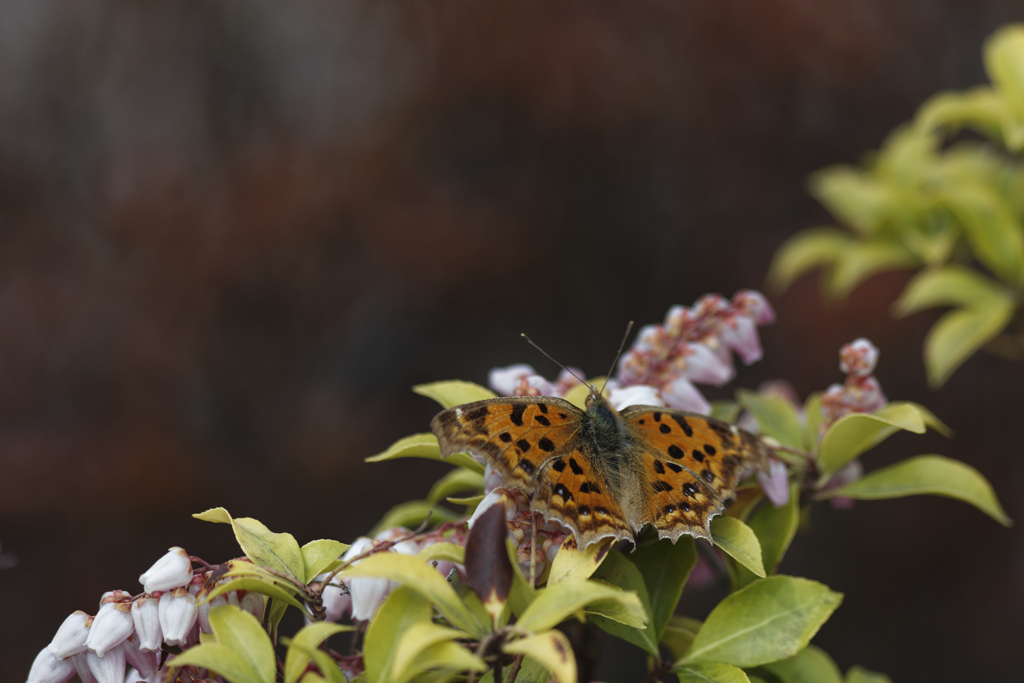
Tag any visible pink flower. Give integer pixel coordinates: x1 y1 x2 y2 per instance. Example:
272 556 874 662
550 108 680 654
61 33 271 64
514 374 556 397
196 593 227 633
821 460 864 510
27 648 75 683
719 315 764 365
677 342 734 386
757 458 790 507
323 583 352 622
660 376 711 414
607 385 665 411
840 338 879 378
732 290 775 325
121 635 160 679
488 364 535 396
553 368 585 395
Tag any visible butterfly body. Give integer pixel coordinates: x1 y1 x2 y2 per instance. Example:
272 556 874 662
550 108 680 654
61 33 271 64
431 388 769 549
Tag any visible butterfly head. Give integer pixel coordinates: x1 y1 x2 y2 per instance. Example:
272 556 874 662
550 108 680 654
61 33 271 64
584 384 624 444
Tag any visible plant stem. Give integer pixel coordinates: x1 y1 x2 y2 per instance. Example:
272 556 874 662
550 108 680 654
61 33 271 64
506 654 524 683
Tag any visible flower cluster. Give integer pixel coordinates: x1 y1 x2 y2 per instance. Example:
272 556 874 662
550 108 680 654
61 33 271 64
489 291 775 415
471 486 567 578
821 338 887 425
28 548 264 683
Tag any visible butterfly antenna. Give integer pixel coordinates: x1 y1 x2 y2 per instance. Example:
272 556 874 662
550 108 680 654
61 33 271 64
600 321 634 395
521 334 589 388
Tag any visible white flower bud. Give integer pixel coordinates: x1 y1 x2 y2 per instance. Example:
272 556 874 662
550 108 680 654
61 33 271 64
121 634 160 678
239 591 265 620
86 644 126 683
323 584 352 622
130 596 162 652
71 653 98 683
342 538 388 622
608 385 665 411
26 647 75 683
85 600 134 657
138 547 192 593
158 587 198 647
197 593 227 633
48 611 91 660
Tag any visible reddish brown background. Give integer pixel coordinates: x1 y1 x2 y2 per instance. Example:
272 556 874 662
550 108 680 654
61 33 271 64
2 2 1023 681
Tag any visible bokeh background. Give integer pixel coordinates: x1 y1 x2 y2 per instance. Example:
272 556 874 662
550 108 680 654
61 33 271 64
2 1 1023 680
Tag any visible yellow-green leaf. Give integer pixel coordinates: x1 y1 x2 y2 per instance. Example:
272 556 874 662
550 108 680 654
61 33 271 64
371 501 461 537
193 508 304 582
675 662 750 683
171 605 275 683
893 266 1008 317
504 631 577 683
364 588 433 683
737 390 804 449
846 665 892 683
710 517 765 579
418 542 465 565
818 402 930 475
630 537 697 640
826 240 918 299
809 167 893 236
924 296 1015 387
284 622 355 683
763 644 844 683
734 484 799 590
767 228 851 292
589 549 658 656
516 578 646 634
915 87 1007 141
547 537 612 585
366 433 484 473
984 24 1024 150
940 184 1024 285
413 381 497 409
397 641 487 683
301 540 350 584
819 454 1011 526
392 622 473 683
661 615 703 661
427 469 485 505
207 577 306 612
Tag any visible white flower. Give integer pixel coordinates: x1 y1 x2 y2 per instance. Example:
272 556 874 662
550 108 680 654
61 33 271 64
756 458 790 508
607 385 665 411
719 314 764 365
517 374 556 396
130 597 162 652
26 647 75 683
71 653 98 683
239 591 266 620
48 611 91 660
488 364 535 396
121 635 160 678
840 338 879 378
483 464 504 494
342 538 388 622
660 376 711 414
85 644 125 683
158 587 198 648
138 547 192 594
85 600 133 657
323 583 352 622
678 342 734 386
732 290 775 325
197 593 227 633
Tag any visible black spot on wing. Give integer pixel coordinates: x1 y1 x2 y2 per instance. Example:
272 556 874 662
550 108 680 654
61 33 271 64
498 432 512 443
569 458 583 475
510 404 526 427
538 437 555 452
682 483 697 497
693 450 705 463
552 459 566 472
554 483 574 502
666 462 683 473
538 403 549 414
668 445 685 459
671 415 693 437
704 444 717 456
659 424 671 434
535 415 550 426
518 460 536 475
652 481 674 493
702 470 715 483
653 412 662 422
516 439 531 453
652 460 665 474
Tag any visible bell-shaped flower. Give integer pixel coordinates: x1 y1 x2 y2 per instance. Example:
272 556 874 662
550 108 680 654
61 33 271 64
756 458 790 508
196 593 227 633
123 669 149 683
27 647 75 683
341 537 388 622
608 385 664 411
85 600 133 657
239 591 265 620
138 547 192 594
48 611 92 660
158 587 198 648
840 338 879 378
323 582 352 622
515 374 556 397
121 635 160 679
719 314 763 365
732 290 775 325
71 653 98 683
553 367 585 395
488 364 535 396
85 644 125 683
130 596 162 651
660 376 711 414
678 342 734 386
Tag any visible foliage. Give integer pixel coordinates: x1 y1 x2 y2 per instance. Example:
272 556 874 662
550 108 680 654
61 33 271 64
769 24 1024 386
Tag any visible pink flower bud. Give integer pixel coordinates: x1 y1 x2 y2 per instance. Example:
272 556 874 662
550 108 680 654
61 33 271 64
27 647 75 683
840 338 879 378
85 644 125 683
719 315 764 365
158 587 198 647
732 290 775 326
678 342 734 386
121 635 160 678
515 374 556 397
553 367 585 395
488 364 535 396
85 601 133 657
130 597 162 652
756 458 790 508
660 376 711 414
139 547 192 594
607 385 665 411
48 611 92 660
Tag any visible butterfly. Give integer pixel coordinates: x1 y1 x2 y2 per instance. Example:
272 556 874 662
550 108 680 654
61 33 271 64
431 385 770 549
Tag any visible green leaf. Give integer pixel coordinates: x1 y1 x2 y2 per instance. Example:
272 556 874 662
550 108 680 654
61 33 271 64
734 485 799 590
915 87 1008 141
710 400 741 424
398 641 488 683
284 622 355 683
427 469 485 505
366 433 485 473
267 598 288 645
818 402 930 475
392 622 474 683
923 295 1016 387
340 553 485 634
662 616 703 661
826 240 918 299
809 167 893 236
846 665 892 683
589 549 658 656
194 508 305 583
762 644 844 683
171 605 275 683
301 540 350 584
675 663 750 683
364 587 433 683
413 381 497 409
509 562 539 618
802 393 824 452
282 638 346 683
737 390 804 450
710 517 765 579
893 266 1008 317
767 228 851 292
939 184 1024 285
985 24 1024 150
418 542 466 565
504 631 578 683
819 454 1011 526
207 577 306 612
548 537 613 585
370 501 462 536
679 576 843 668
515 577 646 634
630 536 697 640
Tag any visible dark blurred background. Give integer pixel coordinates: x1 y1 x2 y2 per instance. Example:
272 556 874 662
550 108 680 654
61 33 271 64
2 1 1023 680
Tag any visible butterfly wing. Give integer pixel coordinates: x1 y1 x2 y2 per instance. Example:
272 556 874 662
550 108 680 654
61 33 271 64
430 396 633 547
619 406 770 542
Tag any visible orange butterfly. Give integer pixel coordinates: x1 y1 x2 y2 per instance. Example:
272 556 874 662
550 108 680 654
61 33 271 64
431 385 770 549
